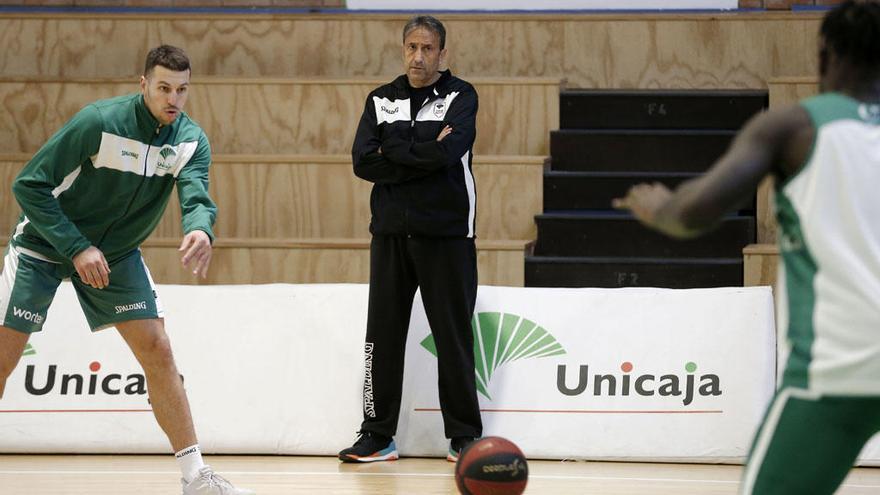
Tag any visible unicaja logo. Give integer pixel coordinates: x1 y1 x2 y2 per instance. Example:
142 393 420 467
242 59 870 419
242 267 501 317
159 147 176 160
19 350 177 404
157 146 177 171
24 361 147 396
421 312 566 399
557 361 722 406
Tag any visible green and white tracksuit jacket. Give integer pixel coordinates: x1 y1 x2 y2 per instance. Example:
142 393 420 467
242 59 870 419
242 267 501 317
10 93 216 264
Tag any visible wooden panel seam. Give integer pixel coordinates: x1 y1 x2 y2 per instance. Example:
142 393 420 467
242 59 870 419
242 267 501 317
767 76 819 84
743 243 779 255
0 12 827 22
143 238 532 250
0 77 563 86
0 154 548 165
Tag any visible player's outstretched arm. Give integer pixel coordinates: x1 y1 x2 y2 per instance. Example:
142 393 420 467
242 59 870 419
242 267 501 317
613 104 812 239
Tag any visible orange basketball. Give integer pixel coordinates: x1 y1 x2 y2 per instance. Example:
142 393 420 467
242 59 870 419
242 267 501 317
454 436 528 495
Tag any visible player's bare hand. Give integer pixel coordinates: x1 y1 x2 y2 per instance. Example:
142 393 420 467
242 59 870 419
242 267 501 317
179 230 212 279
437 125 453 141
612 182 673 225
72 246 111 289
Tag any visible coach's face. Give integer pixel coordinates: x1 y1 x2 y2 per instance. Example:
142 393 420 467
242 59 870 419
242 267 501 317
141 65 190 126
404 27 446 88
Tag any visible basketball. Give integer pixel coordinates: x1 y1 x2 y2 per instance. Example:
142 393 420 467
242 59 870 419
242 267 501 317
455 436 528 495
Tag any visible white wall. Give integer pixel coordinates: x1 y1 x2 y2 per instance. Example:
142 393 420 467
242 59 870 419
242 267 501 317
1 283 777 462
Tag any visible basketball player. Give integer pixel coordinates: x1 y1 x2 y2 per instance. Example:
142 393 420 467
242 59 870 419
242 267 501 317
614 2 880 493
0 45 252 495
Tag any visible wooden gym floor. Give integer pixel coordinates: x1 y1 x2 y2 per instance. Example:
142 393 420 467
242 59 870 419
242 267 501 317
1 455 880 494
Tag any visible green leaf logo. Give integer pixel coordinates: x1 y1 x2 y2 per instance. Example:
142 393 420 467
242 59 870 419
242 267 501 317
22 343 36 357
421 312 566 399
159 147 177 160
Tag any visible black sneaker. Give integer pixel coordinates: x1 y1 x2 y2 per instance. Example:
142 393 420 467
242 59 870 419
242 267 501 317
447 436 475 462
338 431 398 463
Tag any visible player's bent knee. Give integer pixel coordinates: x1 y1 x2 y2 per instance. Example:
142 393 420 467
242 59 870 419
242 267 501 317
127 331 177 372
0 362 14 383
0 325 30 378
143 337 176 369
0 351 17 378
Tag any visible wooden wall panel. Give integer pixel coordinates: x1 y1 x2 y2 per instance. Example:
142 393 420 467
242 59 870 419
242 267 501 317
748 0 835 10
560 17 819 89
0 13 822 88
0 78 559 155
140 239 526 286
476 247 525 288
743 243 778 289
201 158 374 240
471 157 543 241
141 243 373 285
769 76 819 107
0 160 21 239
1 154 543 244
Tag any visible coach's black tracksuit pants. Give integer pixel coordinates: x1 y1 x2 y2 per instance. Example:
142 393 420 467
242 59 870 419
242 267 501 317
360 235 483 439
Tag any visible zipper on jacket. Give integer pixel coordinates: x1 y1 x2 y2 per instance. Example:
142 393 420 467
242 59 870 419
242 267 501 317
411 95 433 128
95 125 160 251
404 94 436 235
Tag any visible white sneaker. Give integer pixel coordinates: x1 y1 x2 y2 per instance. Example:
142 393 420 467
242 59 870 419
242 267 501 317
181 466 254 495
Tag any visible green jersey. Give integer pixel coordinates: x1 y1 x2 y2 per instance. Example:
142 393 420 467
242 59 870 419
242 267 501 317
10 93 216 263
776 93 880 395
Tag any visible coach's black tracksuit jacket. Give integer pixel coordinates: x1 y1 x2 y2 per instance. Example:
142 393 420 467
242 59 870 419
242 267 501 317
351 69 483 440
